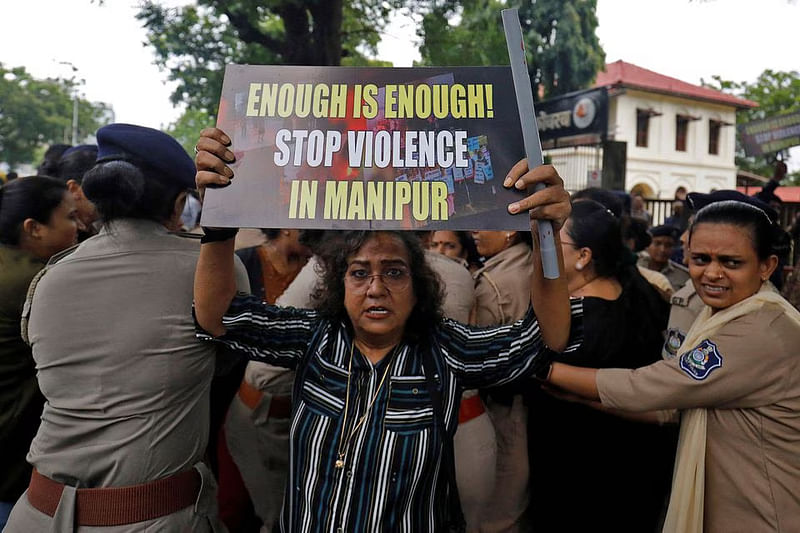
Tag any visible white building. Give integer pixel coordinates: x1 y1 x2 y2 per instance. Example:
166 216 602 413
544 61 757 199
596 60 757 198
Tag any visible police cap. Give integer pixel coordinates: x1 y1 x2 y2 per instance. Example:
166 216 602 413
649 225 680 240
687 190 778 223
96 123 195 190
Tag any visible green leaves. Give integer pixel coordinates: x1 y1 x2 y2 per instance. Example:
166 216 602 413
166 107 215 155
706 69 800 181
417 0 510 68
416 0 605 100
136 0 416 119
0 64 110 170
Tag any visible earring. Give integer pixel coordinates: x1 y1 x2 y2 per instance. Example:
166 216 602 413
575 262 583 271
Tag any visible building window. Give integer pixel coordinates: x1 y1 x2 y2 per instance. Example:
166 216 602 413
676 115 689 152
709 119 721 155
636 109 650 147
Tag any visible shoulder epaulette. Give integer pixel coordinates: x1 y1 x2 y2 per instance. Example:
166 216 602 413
671 280 696 307
46 243 80 266
21 244 82 345
21 266 50 345
669 259 689 274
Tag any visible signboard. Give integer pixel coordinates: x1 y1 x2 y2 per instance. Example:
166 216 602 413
201 65 532 230
738 110 800 157
586 169 601 188
534 87 609 148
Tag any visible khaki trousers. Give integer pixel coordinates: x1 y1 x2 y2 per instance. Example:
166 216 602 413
224 372 294 532
454 391 498 533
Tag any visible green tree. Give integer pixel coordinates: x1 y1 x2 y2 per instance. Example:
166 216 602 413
0 63 111 170
417 0 605 99
166 107 214 155
418 0 509 67
705 70 800 182
137 0 415 121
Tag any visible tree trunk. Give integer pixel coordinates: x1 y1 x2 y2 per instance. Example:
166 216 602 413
278 4 312 64
310 0 343 65
278 0 343 66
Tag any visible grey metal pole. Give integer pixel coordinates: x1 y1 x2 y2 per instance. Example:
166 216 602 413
502 8 560 279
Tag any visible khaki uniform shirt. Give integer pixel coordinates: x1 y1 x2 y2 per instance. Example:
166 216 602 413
597 305 800 532
245 256 320 390
424 249 474 324
638 252 690 291
662 279 705 360
24 219 217 487
472 242 532 326
275 255 320 309
637 265 674 300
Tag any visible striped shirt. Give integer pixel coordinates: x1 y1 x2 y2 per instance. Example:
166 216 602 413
198 295 583 532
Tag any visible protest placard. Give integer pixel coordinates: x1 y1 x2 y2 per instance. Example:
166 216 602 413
201 65 530 230
738 110 800 157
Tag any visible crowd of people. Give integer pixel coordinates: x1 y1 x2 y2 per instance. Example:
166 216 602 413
0 122 798 533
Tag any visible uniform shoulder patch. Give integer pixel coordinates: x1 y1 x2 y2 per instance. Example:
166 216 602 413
679 339 723 380
662 328 686 360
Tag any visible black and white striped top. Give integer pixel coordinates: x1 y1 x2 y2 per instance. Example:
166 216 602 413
198 295 583 532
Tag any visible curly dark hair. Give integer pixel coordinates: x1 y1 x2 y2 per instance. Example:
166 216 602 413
313 231 444 342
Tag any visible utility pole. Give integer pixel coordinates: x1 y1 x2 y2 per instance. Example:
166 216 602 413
57 60 81 145
72 96 79 145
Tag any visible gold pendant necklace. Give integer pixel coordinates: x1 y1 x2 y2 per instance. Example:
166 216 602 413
335 342 396 470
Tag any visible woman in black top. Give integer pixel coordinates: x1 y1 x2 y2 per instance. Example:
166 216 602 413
526 200 675 532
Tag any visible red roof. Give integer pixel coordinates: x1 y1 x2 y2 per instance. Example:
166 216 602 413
594 60 758 109
737 186 800 203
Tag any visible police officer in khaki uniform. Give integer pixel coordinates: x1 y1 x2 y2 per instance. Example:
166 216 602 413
424 242 495 533
0 177 79 528
662 191 778 361
5 124 247 532
662 278 704 359
638 224 690 290
469 231 534 531
471 232 533 326
597 302 800 532
224 250 318 532
545 198 800 532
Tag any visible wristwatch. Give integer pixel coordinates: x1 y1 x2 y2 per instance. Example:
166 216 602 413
200 227 239 243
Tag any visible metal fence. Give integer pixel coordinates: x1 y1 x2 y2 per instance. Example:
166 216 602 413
645 199 676 226
778 203 800 230
545 144 603 192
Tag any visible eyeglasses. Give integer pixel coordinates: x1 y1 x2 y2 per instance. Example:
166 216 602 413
561 241 579 248
344 267 411 293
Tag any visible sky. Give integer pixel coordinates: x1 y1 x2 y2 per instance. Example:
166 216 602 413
3 0 799 165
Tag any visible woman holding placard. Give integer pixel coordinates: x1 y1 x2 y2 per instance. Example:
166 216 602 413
193 128 582 532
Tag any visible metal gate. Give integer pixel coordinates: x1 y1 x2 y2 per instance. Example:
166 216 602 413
544 140 627 194
545 144 603 193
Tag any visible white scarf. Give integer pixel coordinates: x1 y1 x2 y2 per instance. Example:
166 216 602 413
662 283 800 532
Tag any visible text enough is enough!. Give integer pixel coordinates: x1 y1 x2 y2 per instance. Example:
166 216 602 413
288 180 449 222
